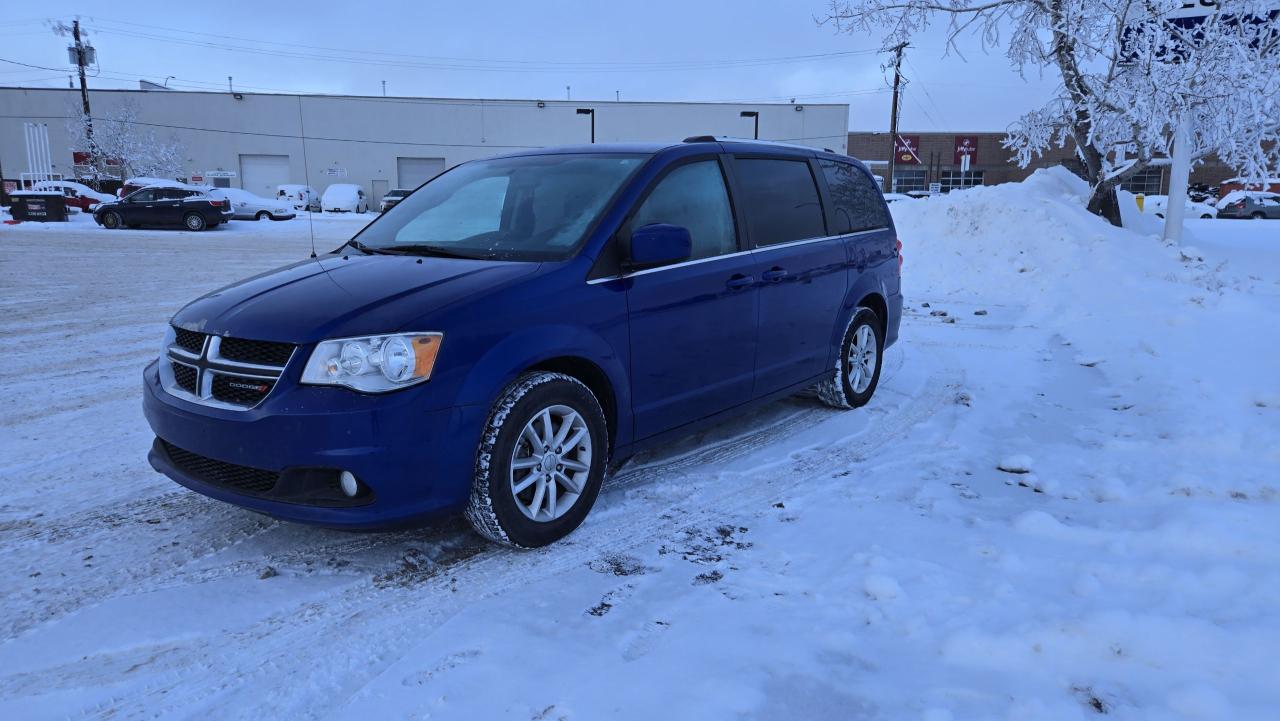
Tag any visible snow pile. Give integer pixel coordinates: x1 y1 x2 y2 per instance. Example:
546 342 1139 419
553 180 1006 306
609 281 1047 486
892 168 1280 497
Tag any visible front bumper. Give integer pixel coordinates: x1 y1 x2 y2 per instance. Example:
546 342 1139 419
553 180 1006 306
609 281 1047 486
142 360 486 529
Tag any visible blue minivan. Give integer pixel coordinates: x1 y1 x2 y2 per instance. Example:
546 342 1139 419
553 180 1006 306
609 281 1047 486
143 137 902 547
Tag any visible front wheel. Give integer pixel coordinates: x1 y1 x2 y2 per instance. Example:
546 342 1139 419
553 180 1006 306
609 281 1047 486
814 306 884 409
183 213 207 231
1252 212 1266 220
101 211 122 229
465 372 608 548
256 211 271 221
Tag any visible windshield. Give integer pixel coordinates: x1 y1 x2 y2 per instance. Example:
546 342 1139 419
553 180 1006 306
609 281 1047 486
355 153 647 261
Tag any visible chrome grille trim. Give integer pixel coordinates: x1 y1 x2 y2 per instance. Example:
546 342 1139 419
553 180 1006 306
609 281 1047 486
160 328 296 411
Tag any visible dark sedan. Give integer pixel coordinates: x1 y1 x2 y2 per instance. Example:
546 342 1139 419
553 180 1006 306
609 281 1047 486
94 186 234 231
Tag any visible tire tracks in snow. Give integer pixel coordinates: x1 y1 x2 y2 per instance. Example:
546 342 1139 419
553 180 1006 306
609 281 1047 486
5 345 957 719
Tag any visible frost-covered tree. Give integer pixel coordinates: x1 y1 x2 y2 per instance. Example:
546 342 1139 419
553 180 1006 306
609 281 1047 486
67 100 187 182
821 0 1280 224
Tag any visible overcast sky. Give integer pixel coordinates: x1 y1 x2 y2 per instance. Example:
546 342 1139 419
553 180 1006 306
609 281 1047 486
1 1 1061 132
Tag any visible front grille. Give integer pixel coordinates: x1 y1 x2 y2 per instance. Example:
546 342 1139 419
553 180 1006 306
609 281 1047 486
161 440 279 495
172 362 198 394
174 327 205 354
219 337 295 366
210 373 275 405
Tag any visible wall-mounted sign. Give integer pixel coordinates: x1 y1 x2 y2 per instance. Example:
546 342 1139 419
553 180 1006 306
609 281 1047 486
928 182 942 194
894 135 921 165
954 136 978 166
204 169 237 178
323 167 348 177
190 175 203 183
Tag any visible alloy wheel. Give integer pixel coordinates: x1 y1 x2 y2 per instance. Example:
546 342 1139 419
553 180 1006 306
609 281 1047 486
509 404 592 522
848 324 878 394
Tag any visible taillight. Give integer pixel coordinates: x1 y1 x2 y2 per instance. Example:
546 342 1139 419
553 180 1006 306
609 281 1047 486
895 237 903 271
208 199 225 207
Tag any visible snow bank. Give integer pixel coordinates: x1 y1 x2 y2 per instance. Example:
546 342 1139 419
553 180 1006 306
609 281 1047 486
892 168 1280 496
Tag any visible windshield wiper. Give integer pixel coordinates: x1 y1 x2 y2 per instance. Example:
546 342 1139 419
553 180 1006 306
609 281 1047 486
341 239 395 255
378 244 492 260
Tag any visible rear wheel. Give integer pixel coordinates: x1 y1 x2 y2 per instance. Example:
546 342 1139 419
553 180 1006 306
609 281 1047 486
465 372 608 548
814 306 884 410
256 211 271 221
101 211 121 229
1252 211 1266 220
183 213 207 231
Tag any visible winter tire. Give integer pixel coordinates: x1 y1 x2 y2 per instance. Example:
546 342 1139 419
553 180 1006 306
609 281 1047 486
1251 212 1265 220
101 211 121 229
814 306 884 410
256 211 271 221
183 213 207 231
465 371 608 548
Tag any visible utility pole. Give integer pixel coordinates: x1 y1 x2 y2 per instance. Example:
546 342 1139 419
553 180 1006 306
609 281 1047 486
71 19 96 180
382 80 387 97
886 42 907 194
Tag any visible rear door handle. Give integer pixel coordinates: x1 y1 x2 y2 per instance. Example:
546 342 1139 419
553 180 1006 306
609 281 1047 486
725 274 754 290
762 267 788 282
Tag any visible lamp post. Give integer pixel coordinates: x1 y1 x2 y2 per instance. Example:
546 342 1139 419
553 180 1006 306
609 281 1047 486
576 108 596 144
740 111 759 140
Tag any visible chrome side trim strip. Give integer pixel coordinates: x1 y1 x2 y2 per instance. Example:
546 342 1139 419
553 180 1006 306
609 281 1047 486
586 228 889 285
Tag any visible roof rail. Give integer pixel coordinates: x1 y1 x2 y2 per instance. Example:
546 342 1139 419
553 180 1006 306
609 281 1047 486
682 135 718 143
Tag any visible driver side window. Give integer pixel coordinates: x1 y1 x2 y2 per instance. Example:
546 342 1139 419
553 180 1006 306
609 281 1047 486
131 190 156 202
630 160 737 262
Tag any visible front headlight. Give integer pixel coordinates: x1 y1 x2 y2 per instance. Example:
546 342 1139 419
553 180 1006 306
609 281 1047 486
301 332 442 393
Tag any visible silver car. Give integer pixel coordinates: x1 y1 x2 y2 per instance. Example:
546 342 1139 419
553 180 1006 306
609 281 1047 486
1216 191 1280 220
208 188 297 221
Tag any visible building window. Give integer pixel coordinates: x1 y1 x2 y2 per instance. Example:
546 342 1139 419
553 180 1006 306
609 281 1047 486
1120 167 1164 195
892 169 927 193
940 170 984 192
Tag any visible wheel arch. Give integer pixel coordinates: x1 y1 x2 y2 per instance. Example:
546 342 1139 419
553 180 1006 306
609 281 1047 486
452 325 632 452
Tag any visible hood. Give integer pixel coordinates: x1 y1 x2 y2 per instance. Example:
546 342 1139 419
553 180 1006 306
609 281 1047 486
172 253 540 343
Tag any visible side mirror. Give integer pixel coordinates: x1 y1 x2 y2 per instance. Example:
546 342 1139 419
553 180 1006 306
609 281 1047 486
626 223 692 270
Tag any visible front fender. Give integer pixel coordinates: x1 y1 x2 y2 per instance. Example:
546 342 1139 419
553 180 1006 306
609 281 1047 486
453 323 633 447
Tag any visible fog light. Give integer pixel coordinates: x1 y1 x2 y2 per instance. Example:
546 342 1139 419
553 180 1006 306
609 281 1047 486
339 471 360 497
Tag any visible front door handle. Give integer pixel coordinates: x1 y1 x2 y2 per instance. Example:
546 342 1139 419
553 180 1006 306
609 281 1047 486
762 266 788 282
725 274 754 290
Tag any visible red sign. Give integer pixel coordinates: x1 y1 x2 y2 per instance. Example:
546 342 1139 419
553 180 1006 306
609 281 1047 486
894 135 921 165
954 136 978 165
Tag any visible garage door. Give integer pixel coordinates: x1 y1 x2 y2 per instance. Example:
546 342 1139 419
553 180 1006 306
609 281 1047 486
397 157 445 190
239 154 291 198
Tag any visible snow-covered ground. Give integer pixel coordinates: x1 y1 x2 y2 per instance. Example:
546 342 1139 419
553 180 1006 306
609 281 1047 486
1 178 1278 720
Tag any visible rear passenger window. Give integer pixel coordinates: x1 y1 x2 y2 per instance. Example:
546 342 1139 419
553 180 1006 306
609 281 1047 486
819 159 890 234
630 160 737 261
732 158 826 246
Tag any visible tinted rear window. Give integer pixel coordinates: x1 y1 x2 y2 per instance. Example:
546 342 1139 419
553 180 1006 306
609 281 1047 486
819 159 890 234
733 158 826 246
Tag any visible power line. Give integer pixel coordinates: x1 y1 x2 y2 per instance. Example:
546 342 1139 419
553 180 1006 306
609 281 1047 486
84 18 881 71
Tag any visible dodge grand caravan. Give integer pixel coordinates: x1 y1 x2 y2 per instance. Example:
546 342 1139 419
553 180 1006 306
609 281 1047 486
143 137 902 547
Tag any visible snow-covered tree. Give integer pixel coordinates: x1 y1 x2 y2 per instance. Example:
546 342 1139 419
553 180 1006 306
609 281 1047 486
67 100 187 182
821 0 1280 224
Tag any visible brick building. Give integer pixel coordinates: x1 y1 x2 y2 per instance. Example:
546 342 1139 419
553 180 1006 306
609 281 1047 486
848 131 1240 195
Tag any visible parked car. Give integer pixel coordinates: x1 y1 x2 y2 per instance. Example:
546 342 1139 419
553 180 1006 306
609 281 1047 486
94 185 233 230
322 183 369 213
142 139 902 547
1143 195 1217 219
380 188 411 213
1215 191 1280 220
207 188 296 220
117 177 198 198
882 192 912 203
278 184 321 212
30 180 114 211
